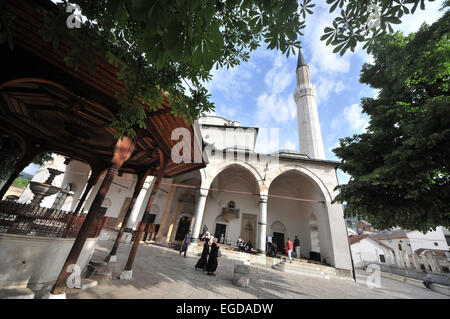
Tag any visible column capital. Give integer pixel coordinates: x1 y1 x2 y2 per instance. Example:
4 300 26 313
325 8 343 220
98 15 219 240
199 188 209 197
259 195 268 204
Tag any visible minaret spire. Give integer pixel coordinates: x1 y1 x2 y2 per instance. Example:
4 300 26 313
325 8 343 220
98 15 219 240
294 49 326 160
297 48 307 69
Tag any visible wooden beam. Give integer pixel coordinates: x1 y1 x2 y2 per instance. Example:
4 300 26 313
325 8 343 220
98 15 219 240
50 135 137 296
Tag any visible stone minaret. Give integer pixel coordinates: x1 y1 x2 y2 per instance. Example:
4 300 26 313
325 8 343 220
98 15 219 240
294 49 325 160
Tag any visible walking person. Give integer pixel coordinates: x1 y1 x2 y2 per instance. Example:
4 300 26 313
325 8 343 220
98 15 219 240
422 271 434 289
195 238 210 270
206 237 220 276
286 237 294 263
180 230 192 258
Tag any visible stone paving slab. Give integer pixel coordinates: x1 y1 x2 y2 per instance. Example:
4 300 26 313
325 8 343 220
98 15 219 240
65 239 449 299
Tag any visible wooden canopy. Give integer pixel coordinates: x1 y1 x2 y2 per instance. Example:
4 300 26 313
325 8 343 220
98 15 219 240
0 0 206 178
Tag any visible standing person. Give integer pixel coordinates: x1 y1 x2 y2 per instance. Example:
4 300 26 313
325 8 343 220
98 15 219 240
180 230 192 258
237 236 242 250
239 240 246 252
201 225 208 241
220 233 224 244
245 241 253 253
422 271 434 289
294 236 300 248
202 230 210 241
286 237 294 263
267 234 273 255
271 242 277 258
195 238 210 270
294 236 300 257
206 237 220 276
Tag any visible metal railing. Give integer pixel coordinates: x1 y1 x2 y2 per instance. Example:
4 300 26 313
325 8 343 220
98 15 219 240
0 201 105 238
363 262 450 286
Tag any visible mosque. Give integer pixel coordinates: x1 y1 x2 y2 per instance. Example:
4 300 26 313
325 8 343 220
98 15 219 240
16 51 353 274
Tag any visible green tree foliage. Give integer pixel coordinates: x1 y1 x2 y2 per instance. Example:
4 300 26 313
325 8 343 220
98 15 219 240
1 0 444 138
0 135 53 183
333 11 450 232
12 177 29 188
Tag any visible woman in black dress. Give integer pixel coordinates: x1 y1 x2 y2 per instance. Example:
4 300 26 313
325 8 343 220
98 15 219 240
206 237 219 276
195 238 210 270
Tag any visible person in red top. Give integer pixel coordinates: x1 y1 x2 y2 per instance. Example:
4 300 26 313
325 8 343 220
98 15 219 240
286 238 294 263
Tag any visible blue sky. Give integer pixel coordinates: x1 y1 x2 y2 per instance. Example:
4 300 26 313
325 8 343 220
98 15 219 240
22 1 446 181
202 0 446 184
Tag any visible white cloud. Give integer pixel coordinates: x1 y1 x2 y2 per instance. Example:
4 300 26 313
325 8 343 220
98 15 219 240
394 1 445 34
204 61 256 101
264 54 294 94
330 103 369 134
315 77 348 104
303 8 351 74
342 103 369 132
255 52 296 126
256 93 296 125
283 140 297 151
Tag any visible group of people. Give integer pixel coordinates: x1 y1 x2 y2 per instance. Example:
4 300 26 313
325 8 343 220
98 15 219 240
201 225 225 244
195 232 220 276
236 237 253 253
266 234 301 263
179 228 220 276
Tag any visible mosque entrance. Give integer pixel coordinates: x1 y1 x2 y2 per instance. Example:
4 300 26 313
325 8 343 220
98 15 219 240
273 232 284 252
241 214 256 245
214 223 226 243
175 216 191 241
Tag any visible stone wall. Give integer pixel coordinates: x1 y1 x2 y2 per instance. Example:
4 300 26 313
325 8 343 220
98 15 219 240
0 233 97 289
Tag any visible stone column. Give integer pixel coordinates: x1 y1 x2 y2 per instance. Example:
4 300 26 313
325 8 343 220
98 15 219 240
403 251 411 268
257 195 268 254
156 184 176 242
395 250 404 267
121 151 168 280
191 188 208 244
422 254 430 271
63 166 104 237
412 253 421 270
428 252 442 273
106 168 152 262
122 176 153 242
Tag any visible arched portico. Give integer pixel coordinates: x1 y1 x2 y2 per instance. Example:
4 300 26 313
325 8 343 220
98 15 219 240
267 167 334 264
191 162 267 250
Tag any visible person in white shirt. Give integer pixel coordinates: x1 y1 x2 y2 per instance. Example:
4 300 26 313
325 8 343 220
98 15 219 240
267 235 273 255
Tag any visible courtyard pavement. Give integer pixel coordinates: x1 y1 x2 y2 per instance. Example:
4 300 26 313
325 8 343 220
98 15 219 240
66 238 449 299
